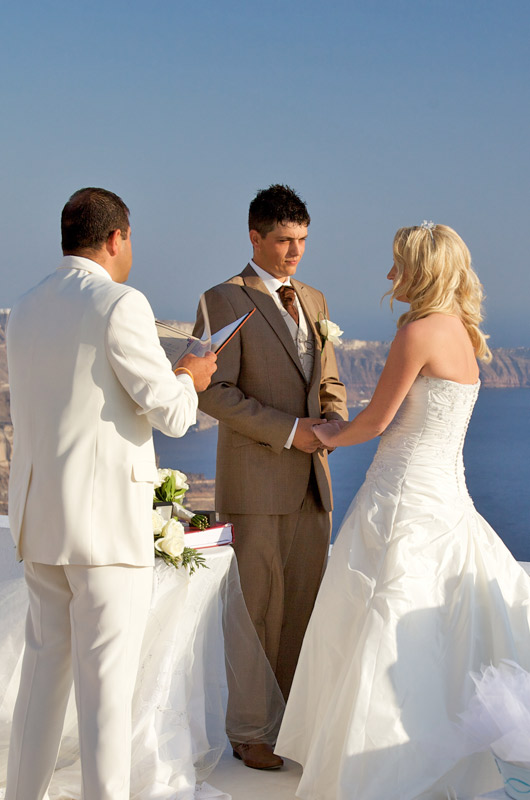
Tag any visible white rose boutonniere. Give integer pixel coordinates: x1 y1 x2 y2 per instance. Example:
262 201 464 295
318 315 343 350
152 513 206 574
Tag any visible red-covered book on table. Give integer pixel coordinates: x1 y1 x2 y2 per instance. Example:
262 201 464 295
184 523 234 549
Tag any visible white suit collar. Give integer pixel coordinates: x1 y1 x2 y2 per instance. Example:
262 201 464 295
57 255 112 281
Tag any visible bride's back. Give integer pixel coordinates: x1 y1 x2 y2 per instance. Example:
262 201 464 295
406 313 480 386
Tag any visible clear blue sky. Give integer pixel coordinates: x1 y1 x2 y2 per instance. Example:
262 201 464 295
1 0 528 345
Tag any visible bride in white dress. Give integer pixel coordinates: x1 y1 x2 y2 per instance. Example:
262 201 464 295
275 223 530 799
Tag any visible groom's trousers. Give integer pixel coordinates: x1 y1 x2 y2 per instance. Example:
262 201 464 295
6 561 152 800
227 476 331 703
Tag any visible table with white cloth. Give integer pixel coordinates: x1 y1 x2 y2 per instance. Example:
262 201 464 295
0 516 282 800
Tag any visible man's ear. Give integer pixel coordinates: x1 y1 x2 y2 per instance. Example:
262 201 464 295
249 229 261 250
106 229 123 257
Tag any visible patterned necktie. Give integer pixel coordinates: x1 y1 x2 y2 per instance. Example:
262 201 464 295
277 285 299 326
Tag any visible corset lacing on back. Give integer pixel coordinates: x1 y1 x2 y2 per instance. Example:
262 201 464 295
364 375 480 502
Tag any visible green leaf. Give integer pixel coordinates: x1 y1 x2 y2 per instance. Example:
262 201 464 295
154 475 188 503
154 545 208 575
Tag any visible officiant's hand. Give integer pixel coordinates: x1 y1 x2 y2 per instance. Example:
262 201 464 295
293 418 326 453
176 351 217 392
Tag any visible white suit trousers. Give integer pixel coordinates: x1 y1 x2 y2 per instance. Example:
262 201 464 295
6 561 153 800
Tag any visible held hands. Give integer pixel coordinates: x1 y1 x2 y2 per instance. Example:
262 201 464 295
292 418 327 453
312 419 349 448
175 351 217 393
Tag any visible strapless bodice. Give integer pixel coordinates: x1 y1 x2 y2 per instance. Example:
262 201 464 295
365 375 480 501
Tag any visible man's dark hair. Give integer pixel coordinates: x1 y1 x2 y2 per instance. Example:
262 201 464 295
248 184 310 237
61 187 130 254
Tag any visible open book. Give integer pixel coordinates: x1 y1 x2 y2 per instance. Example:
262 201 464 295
156 307 255 369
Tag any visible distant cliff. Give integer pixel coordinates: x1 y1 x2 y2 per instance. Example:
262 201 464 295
336 339 530 402
161 322 530 398
0 311 529 513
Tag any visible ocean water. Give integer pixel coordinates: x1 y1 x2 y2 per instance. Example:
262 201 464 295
154 388 530 560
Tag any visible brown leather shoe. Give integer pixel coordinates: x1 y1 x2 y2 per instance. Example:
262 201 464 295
232 742 284 770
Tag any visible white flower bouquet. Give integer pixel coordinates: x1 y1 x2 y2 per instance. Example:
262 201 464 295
152 511 206 574
154 468 209 530
154 468 189 504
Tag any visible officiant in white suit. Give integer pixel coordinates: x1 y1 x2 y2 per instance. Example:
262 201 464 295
5 187 217 800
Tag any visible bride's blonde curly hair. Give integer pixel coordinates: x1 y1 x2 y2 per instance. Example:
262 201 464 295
388 224 492 362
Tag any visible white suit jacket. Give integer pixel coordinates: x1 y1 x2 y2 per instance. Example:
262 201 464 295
7 256 197 566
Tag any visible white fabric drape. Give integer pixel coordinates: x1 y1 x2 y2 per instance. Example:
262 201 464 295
0 518 283 799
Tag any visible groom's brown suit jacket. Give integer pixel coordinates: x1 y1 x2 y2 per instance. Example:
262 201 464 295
194 264 347 702
194 264 348 514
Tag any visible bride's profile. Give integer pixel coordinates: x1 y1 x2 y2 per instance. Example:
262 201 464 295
275 222 530 799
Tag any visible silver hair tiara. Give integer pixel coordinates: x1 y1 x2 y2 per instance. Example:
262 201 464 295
420 220 436 242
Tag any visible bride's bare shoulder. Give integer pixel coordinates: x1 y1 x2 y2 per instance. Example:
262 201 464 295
398 314 479 383
394 315 443 344
393 314 472 362
399 314 465 339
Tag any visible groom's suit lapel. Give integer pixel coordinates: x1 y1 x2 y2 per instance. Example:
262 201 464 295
239 264 306 381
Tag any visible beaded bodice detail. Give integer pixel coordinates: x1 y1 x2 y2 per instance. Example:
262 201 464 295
365 375 480 500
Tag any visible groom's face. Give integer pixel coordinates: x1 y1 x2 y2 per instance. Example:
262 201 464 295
250 221 308 281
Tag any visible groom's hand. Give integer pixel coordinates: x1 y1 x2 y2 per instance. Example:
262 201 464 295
293 418 326 453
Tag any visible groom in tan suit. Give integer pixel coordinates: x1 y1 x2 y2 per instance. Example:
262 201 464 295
194 184 347 769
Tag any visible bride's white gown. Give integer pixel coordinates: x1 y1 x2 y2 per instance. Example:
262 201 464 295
276 376 530 800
